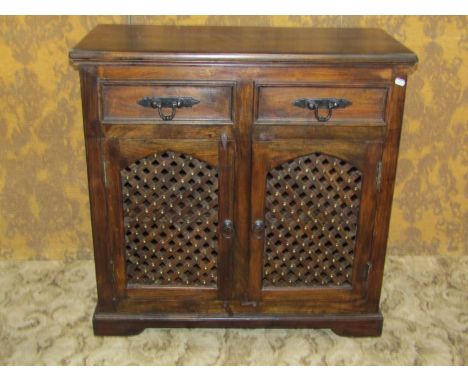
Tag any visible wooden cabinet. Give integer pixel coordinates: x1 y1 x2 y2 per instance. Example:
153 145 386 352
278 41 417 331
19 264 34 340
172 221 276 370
70 25 417 336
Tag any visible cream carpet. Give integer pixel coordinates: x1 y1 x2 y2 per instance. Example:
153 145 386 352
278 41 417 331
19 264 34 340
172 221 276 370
0 256 466 365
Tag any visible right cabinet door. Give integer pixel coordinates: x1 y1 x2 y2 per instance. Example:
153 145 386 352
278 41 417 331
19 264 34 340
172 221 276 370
249 139 383 312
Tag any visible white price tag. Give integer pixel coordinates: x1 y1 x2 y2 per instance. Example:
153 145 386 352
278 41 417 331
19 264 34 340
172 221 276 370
395 77 406 87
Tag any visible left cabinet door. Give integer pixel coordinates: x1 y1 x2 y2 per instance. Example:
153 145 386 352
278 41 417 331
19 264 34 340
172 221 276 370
102 137 235 305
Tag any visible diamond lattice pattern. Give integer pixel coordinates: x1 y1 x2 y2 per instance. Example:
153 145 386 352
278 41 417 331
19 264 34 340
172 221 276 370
263 153 362 287
121 151 219 287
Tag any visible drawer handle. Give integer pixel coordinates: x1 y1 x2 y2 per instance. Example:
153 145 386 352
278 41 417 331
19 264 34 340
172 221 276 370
293 98 352 122
137 96 200 121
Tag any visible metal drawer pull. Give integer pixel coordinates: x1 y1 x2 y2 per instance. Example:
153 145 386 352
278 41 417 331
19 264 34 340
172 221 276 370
137 96 200 121
293 98 352 122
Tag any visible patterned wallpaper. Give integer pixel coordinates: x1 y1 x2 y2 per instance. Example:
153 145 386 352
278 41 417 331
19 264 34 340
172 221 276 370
0 16 466 260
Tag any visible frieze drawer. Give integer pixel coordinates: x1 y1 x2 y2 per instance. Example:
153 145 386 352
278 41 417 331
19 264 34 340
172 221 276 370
100 81 234 124
256 84 388 125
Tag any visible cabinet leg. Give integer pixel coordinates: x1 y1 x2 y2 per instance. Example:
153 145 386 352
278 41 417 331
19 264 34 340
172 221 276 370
331 316 383 337
93 307 145 336
93 318 144 336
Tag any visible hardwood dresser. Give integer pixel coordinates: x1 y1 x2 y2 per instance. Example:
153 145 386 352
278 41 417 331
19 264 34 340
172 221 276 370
70 25 417 336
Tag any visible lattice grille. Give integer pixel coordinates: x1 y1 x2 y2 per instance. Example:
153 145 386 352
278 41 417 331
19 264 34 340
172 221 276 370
263 153 362 288
121 151 219 287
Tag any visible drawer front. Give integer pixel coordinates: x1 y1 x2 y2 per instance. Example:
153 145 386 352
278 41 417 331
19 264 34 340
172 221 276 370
256 84 388 124
101 81 234 123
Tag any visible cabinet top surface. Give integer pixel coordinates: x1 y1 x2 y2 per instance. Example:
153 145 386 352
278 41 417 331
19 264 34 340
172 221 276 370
70 24 417 65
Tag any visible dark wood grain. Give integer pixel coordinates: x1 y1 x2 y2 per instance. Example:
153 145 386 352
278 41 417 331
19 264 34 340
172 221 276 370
98 65 394 82
248 139 382 306
105 138 235 303
79 68 115 309
231 80 254 302
93 309 383 337
71 25 417 337
365 68 411 312
257 84 387 124
101 81 234 123
70 25 417 65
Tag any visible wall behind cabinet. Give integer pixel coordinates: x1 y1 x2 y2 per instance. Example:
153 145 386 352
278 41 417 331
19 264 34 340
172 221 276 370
0 16 466 260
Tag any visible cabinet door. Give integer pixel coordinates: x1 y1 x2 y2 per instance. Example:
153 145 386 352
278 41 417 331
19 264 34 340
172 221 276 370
104 137 234 304
249 139 382 309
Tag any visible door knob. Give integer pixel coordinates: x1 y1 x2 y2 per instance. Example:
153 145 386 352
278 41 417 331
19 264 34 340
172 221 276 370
253 219 265 231
221 219 234 239
253 219 265 239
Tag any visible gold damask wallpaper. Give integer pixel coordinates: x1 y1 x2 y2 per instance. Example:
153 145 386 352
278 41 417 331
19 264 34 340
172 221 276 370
0 16 466 260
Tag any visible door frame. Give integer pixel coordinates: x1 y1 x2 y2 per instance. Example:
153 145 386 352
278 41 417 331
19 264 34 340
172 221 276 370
248 138 383 305
103 136 235 303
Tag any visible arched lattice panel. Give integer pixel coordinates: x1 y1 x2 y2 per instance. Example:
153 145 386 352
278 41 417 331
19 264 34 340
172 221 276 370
121 151 219 287
263 152 362 288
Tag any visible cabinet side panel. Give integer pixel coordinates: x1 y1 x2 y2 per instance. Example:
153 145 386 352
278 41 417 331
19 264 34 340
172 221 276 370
80 68 115 308
367 69 410 310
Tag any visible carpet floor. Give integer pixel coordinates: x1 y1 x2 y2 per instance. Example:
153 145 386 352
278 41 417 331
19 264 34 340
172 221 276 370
0 256 466 365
